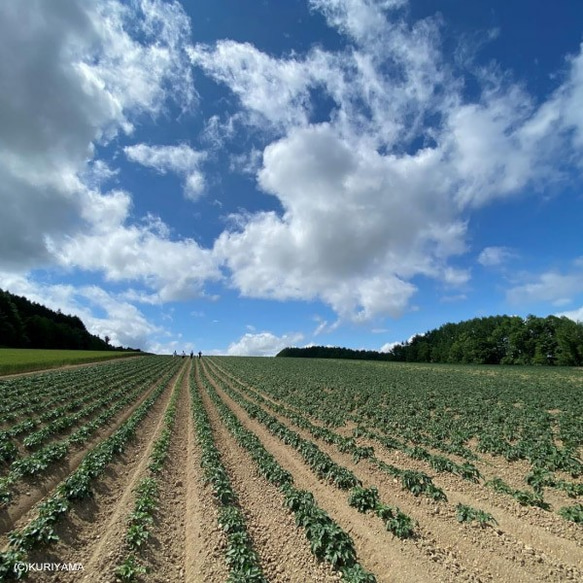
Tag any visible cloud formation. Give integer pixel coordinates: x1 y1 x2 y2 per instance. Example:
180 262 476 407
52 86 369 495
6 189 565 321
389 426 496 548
195 0 583 324
0 0 198 269
226 331 304 356
478 246 515 267
2 0 583 350
124 143 207 199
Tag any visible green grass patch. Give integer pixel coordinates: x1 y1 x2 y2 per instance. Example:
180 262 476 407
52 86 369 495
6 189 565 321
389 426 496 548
0 349 142 375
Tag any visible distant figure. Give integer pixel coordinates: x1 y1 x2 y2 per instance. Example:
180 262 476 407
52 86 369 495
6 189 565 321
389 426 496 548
190 351 193 359
198 351 202 359
173 350 177 358
182 351 185 359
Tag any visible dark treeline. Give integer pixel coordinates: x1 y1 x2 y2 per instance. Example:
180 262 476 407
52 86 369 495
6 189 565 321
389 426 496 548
0 288 139 352
277 315 583 366
277 345 392 361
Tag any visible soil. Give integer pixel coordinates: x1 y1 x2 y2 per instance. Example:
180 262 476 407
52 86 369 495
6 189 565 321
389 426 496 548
204 358 583 583
4 357 581 583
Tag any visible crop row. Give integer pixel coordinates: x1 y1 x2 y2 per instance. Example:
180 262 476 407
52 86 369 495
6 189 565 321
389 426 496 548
213 357 582 508
0 361 181 505
0 357 162 421
205 363 439 517
211 361 582 521
115 366 183 581
0 366 177 580
196 364 378 582
0 359 174 464
189 366 265 582
207 360 464 501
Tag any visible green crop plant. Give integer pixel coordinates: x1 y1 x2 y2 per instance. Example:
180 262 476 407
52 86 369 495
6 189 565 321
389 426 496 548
455 504 497 528
115 555 148 582
348 486 380 513
558 504 583 523
375 504 416 539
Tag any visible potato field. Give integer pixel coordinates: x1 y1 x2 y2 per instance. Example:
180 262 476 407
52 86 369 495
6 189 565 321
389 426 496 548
0 356 581 582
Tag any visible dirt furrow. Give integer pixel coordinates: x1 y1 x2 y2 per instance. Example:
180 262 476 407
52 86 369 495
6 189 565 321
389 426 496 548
201 362 471 583
181 368 231 583
23 362 186 582
370 443 583 552
209 359 583 573
0 368 173 539
135 361 229 582
197 364 341 583
206 363 583 583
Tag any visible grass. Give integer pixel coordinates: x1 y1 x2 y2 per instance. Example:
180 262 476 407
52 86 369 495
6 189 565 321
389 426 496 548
0 349 142 376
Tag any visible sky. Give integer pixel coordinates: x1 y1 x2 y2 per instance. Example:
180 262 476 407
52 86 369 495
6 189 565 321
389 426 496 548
1 0 583 356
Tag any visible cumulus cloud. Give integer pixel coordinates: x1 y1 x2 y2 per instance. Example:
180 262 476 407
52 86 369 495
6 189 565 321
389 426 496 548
226 331 304 356
191 0 583 324
52 214 221 303
214 123 460 321
557 306 583 323
124 143 207 200
379 341 400 353
5 0 583 348
0 0 223 304
0 0 195 263
0 273 160 350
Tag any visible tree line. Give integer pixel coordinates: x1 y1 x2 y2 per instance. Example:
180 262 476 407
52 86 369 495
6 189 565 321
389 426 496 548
0 288 140 352
276 314 583 366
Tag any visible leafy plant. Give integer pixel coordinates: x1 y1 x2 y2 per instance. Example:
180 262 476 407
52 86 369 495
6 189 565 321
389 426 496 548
348 486 380 513
455 504 497 528
375 504 416 539
115 555 147 582
558 504 583 523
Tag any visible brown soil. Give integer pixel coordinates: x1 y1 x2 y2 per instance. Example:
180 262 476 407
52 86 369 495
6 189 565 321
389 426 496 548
18 362 186 581
204 360 583 583
4 357 581 583
196 364 340 583
0 371 169 539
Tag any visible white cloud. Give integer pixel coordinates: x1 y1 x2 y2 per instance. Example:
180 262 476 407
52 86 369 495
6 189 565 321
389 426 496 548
124 143 207 200
380 341 400 353
226 331 304 356
0 0 199 291
191 1 583 325
0 273 160 350
0 0 226 305
507 262 583 306
557 306 583 323
214 123 462 322
188 41 313 131
478 246 516 267
52 217 221 303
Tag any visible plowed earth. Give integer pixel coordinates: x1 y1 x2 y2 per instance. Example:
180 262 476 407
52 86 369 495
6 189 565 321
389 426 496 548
2 356 581 582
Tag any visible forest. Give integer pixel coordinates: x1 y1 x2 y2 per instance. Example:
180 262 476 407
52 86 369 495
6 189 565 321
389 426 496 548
277 314 583 366
0 288 136 351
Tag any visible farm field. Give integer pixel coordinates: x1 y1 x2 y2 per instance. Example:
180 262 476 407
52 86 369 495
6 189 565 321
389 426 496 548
0 356 581 582
0 349 142 376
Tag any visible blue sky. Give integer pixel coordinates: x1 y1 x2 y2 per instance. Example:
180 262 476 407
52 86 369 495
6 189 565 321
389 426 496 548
1 0 582 355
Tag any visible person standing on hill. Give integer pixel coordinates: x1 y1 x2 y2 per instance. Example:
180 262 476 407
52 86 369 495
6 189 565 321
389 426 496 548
198 351 202 359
